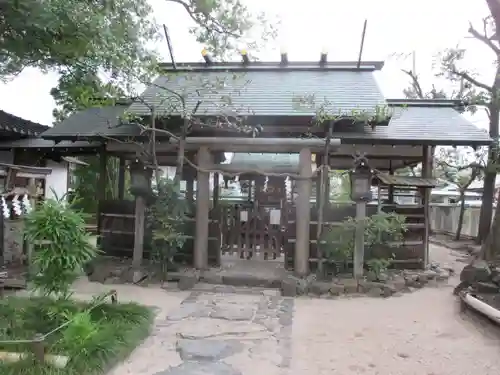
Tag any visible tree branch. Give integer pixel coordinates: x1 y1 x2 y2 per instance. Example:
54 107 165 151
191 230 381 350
450 69 493 93
166 0 241 38
468 19 500 55
402 69 425 99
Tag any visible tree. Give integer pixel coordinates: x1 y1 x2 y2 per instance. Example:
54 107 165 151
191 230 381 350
50 68 125 214
435 12 500 244
1 0 276 83
50 68 125 123
434 147 485 240
43 0 277 210
401 7 500 245
0 0 158 83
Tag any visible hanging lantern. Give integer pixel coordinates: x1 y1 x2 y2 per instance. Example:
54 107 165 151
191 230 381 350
349 161 373 202
129 161 153 197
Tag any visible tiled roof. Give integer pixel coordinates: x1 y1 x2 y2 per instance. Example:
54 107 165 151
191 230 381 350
0 139 100 150
0 110 49 136
127 64 386 117
41 105 139 139
333 105 491 146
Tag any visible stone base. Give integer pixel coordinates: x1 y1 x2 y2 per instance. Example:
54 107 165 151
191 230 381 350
199 270 281 289
280 266 452 298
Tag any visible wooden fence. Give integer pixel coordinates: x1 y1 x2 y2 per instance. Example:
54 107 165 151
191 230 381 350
285 204 425 271
99 199 427 270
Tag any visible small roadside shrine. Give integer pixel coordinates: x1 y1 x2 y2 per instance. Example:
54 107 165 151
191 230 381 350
37 54 491 282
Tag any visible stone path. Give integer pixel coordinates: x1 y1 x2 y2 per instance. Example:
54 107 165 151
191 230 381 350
152 288 293 375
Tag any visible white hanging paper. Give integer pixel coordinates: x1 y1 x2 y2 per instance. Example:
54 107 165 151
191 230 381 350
22 194 32 213
240 210 248 222
12 195 22 216
270 209 281 225
1 197 9 219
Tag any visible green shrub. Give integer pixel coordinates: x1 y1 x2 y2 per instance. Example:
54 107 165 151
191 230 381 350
24 196 98 298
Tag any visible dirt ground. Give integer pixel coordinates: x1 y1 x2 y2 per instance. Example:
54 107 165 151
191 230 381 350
67 244 500 375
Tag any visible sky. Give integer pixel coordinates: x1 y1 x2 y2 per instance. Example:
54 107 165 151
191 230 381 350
0 0 495 129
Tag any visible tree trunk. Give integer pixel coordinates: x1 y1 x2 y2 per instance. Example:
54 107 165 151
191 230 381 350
456 192 466 241
486 0 500 29
476 93 500 245
173 118 188 186
477 1 500 244
482 187 500 261
477 171 496 243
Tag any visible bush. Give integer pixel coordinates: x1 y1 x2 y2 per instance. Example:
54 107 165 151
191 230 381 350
147 178 187 281
0 296 153 375
24 197 98 298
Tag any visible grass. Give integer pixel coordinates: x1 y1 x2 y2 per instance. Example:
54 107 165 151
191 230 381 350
0 295 154 375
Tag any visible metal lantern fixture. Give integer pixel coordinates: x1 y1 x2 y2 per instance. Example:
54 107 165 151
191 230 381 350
349 161 373 202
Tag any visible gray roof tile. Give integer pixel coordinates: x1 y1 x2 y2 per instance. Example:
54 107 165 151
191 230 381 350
0 110 49 136
128 70 386 117
335 106 491 146
0 139 100 149
41 105 137 139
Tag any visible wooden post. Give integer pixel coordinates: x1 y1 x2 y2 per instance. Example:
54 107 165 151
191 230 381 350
26 178 36 277
132 195 146 282
421 145 432 266
353 202 366 279
315 175 321 207
96 150 107 246
117 158 126 200
213 172 220 207
31 333 45 364
194 146 212 269
377 184 382 213
295 148 312 277
388 169 395 203
186 176 194 207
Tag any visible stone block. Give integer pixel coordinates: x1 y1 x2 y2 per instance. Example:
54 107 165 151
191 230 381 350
154 361 242 375
178 271 199 291
340 278 359 293
200 271 223 285
176 339 243 361
475 281 500 294
422 269 438 280
391 275 406 292
211 306 255 321
382 283 397 297
358 280 385 294
280 276 298 297
309 281 332 296
460 259 491 283
404 274 424 288
329 283 345 296
366 287 383 297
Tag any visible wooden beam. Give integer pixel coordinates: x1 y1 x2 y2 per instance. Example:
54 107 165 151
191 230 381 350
214 164 299 173
107 138 341 153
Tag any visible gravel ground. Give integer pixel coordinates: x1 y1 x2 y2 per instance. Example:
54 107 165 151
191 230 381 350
68 244 500 375
290 245 500 375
